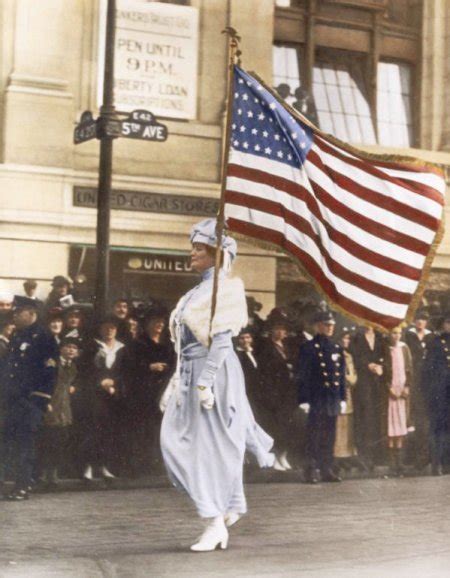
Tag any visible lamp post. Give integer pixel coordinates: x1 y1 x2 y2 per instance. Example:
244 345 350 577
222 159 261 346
73 0 168 319
95 0 120 320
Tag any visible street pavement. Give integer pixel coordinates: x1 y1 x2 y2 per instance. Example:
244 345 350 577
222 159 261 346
1 476 450 578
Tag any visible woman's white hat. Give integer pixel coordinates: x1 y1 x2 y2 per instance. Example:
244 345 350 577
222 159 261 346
190 218 237 262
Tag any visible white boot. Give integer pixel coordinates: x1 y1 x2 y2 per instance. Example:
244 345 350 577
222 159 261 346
101 466 116 479
273 457 287 471
190 516 229 552
279 451 292 471
83 465 94 480
224 512 242 528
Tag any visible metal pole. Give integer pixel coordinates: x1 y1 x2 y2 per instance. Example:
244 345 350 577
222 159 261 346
95 0 117 320
208 27 240 345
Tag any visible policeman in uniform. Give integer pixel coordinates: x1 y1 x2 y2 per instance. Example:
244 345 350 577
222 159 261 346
405 310 434 470
296 311 346 483
421 313 450 476
3 296 58 500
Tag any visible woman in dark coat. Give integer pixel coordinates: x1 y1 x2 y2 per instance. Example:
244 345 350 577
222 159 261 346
351 326 392 471
79 316 130 481
258 309 298 471
131 306 175 473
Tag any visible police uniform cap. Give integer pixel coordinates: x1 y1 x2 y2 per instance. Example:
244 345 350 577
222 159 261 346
314 310 336 324
13 295 39 311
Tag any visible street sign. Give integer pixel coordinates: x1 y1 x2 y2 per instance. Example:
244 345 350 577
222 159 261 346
120 109 168 142
74 109 169 145
74 111 98 144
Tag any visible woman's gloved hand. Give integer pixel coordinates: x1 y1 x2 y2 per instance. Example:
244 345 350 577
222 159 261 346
197 386 215 410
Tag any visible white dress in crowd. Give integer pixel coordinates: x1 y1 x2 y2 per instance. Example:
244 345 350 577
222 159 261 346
160 267 274 518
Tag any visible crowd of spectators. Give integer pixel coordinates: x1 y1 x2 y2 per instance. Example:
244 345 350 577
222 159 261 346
0 275 449 491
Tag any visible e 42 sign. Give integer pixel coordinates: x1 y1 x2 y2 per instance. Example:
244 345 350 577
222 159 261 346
121 110 168 142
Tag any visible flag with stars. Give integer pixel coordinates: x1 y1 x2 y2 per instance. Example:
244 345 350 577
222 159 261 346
224 66 446 330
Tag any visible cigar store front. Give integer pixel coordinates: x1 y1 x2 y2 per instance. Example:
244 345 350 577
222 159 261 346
69 246 197 309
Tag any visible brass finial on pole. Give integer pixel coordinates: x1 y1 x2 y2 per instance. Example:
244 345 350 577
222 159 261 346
208 28 241 345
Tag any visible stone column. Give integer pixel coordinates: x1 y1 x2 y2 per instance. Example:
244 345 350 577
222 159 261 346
420 0 446 151
2 0 82 167
441 0 450 151
229 0 275 79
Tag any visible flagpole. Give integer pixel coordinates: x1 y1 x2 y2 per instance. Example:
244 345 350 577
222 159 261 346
209 27 241 345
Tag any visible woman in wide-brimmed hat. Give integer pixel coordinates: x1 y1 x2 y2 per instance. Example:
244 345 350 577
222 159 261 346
257 308 299 472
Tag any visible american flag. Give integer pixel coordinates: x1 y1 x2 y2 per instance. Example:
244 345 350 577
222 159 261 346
224 66 446 330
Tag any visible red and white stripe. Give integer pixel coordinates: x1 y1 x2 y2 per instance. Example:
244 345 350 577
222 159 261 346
224 138 446 330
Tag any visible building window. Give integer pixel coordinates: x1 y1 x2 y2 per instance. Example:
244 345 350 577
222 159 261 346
272 45 302 107
312 57 376 145
377 61 413 148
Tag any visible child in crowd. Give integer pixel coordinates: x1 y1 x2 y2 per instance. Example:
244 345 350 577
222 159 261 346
39 337 80 488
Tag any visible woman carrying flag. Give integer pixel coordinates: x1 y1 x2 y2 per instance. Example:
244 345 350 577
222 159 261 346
160 218 274 552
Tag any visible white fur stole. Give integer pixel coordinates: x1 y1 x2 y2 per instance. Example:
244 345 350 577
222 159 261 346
170 276 248 348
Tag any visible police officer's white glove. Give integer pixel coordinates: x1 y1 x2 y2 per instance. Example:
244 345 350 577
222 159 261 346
340 401 347 414
197 386 215 410
299 403 310 414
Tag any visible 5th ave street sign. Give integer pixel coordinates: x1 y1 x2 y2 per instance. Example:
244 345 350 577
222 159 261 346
73 109 169 144
121 110 168 142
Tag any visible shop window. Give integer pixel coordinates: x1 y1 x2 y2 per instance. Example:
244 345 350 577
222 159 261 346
312 57 376 145
377 61 413 148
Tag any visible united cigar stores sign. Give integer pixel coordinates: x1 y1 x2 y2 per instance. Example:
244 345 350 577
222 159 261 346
73 186 219 217
126 252 193 275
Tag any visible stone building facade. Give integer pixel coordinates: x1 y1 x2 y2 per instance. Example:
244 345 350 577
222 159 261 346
0 0 449 314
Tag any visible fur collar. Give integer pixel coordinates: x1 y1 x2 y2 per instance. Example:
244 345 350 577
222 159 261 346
170 275 248 348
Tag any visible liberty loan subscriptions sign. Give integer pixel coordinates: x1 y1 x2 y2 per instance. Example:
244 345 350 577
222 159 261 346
98 0 199 120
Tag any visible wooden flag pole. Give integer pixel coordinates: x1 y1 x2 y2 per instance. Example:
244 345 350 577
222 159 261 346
209 27 241 346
